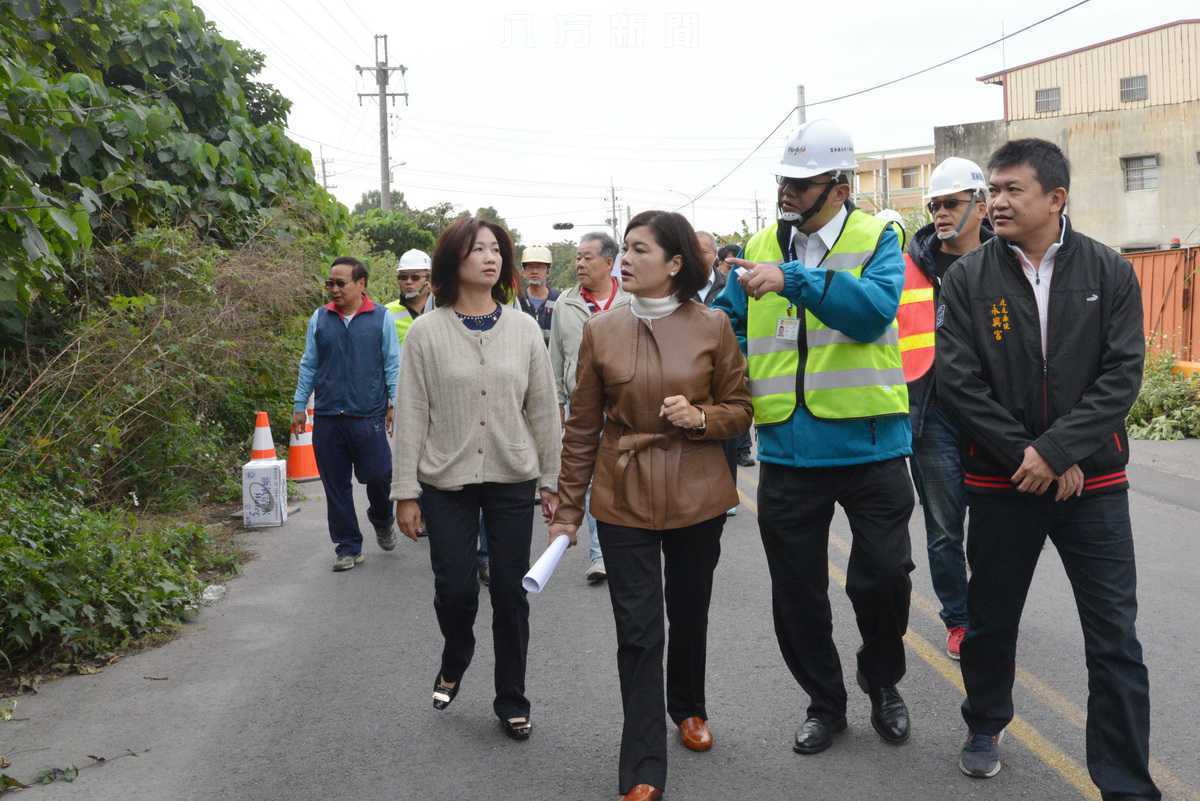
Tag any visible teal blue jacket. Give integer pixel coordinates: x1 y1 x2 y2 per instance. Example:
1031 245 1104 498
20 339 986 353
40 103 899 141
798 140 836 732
712 226 912 468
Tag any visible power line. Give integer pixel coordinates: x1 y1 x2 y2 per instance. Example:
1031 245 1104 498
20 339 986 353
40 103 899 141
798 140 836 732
313 0 367 53
675 0 1094 211
340 0 375 39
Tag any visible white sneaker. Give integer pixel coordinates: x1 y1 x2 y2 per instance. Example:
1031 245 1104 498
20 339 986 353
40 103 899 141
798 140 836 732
585 558 607 584
726 506 738 516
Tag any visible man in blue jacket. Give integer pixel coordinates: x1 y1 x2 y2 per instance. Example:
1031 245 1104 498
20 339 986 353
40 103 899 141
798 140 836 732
293 257 401 572
719 119 915 756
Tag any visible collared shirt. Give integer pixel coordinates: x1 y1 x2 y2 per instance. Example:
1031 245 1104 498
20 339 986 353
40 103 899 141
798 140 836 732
788 204 848 267
699 269 716 303
293 294 400 413
1007 215 1067 356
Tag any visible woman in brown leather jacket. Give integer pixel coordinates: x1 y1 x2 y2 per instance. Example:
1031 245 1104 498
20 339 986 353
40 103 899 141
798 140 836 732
548 210 752 801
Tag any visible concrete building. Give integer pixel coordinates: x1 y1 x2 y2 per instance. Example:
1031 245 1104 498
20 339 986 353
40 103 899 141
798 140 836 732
853 146 935 215
934 19 1200 251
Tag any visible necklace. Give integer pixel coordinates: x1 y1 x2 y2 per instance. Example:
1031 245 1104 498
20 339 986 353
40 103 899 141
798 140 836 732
455 304 502 331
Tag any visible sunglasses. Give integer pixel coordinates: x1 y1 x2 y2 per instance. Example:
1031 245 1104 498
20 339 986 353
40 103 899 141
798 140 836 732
776 176 835 192
324 278 351 289
396 272 426 281
926 198 970 214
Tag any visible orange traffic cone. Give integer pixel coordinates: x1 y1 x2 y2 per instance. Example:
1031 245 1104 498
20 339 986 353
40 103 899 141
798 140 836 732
250 411 277 461
287 396 320 482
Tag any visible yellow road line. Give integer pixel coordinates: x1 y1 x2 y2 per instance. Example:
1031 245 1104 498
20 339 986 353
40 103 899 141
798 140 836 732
736 479 1198 801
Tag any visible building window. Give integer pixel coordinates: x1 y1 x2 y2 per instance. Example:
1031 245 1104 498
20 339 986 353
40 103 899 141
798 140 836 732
900 167 920 189
1120 75 1148 102
1035 87 1060 113
1121 155 1159 191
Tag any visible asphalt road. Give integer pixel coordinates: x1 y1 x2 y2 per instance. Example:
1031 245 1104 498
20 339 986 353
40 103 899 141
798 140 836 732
3 442 1199 801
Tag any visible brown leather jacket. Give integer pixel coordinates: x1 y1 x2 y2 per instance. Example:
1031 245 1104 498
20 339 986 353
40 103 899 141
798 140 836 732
554 301 753 531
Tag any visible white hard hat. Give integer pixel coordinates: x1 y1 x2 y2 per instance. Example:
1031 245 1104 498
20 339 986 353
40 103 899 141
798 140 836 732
927 157 987 200
397 249 431 270
776 119 856 180
521 244 552 265
875 209 904 225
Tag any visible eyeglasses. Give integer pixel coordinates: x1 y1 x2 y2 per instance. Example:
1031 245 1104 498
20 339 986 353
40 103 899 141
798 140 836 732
776 176 835 192
324 278 349 289
926 198 967 214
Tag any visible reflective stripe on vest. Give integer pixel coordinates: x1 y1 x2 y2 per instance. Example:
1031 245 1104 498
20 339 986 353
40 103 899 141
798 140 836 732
896 253 936 382
385 300 415 345
744 211 910 424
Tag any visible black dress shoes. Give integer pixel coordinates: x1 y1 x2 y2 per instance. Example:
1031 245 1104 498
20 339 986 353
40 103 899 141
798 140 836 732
867 685 910 744
793 715 847 754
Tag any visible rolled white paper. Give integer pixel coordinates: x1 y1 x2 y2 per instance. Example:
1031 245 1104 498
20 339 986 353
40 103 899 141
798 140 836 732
733 266 749 278
523 535 570 593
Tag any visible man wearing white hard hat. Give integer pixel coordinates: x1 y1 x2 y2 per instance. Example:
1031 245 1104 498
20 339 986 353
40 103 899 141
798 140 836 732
517 244 560 346
718 118 915 756
901 157 992 662
385 248 434 347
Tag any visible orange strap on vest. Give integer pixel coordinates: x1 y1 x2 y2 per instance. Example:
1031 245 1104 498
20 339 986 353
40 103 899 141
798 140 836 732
897 253 936 382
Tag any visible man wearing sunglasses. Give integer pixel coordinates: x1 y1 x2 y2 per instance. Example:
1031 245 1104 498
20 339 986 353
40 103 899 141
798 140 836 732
718 119 915 757
293 257 402 572
903 157 991 662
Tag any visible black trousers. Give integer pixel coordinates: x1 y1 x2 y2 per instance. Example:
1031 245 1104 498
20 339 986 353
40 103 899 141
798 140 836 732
961 491 1160 801
757 458 915 720
599 516 724 794
720 437 738 484
420 480 536 721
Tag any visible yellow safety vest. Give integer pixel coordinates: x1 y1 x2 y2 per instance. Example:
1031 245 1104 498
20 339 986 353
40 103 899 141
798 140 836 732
744 210 909 424
385 300 417 346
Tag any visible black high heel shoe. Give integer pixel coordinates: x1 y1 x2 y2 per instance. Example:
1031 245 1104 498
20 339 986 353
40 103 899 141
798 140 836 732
501 716 532 740
432 675 459 710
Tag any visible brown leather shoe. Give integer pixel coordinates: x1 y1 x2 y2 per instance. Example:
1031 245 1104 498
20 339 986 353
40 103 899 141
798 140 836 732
620 785 663 801
678 716 713 752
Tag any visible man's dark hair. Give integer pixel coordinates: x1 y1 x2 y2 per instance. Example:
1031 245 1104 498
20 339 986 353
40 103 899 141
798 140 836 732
331 256 368 285
718 244 741 261
987 138 1071 193
624 210 708 303
431 217 517 307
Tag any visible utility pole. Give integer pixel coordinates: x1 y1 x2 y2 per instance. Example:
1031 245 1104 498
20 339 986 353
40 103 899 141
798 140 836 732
605 179 621 242
796 85 806 126
318 146 336 191
356 35 408 211
754 192 764 230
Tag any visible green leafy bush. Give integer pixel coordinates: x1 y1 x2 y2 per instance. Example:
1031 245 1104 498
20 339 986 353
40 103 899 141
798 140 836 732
1127 353 1200 440
0 478 233 668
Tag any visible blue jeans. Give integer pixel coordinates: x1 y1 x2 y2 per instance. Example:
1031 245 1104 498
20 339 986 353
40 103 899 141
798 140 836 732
909 405 968 628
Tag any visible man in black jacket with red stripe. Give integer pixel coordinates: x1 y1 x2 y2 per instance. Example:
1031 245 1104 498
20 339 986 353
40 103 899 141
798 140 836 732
935 139 1159 800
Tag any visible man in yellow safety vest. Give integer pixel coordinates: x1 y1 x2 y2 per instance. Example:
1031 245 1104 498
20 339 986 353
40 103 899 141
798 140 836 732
385 248 434 347
718 118 915 757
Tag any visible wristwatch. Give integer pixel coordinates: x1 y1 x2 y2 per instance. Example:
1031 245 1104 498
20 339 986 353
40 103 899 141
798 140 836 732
689 409 707 435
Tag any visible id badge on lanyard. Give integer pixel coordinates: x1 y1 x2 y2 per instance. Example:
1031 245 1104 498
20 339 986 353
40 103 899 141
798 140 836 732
776 304 800 342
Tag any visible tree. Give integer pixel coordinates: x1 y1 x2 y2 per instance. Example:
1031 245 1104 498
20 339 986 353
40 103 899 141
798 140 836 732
464 205 521 246
351 209 435 260
352 190 410 215
548 241 578 290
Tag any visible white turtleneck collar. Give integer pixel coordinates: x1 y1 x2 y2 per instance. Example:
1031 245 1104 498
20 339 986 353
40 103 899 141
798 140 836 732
630 294 682 322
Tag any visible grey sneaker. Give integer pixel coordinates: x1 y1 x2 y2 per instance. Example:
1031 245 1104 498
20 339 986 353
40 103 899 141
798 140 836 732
726 506 738 516
959 731 1003 778
375 523 397 551
333 554 357 572
585 558 607 584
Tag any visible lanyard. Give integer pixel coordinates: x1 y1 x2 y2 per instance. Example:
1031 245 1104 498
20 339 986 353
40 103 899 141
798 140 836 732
580 277 618 314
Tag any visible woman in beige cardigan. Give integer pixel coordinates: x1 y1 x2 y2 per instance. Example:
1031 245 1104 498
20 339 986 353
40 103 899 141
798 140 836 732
391 216 560 742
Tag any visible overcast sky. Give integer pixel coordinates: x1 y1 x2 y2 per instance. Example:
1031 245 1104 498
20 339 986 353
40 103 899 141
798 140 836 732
196 0 1194 244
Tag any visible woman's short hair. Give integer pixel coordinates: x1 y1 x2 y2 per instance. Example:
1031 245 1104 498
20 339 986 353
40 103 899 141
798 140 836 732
623 210 708 302
431 217 517 307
